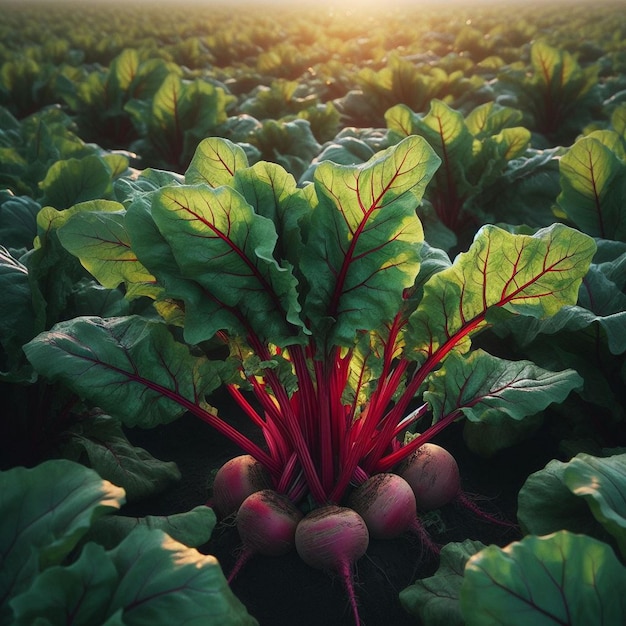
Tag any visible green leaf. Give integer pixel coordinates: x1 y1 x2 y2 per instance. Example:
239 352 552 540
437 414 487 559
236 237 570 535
9 542 119 626
233 160 311 267
127 73 234 170
400 539 486 626
58 203 157 299
465 101 524 138
39 154 114 210
186 136 249 187
385 99 530 232
498 263 626 356
124 192 229 341
517 458 604 538
563 452 626 557
0 460 125 624
86 506 216 550
558 134 626 241
108 48 140 102
149 183 306 344
301 135 440 347
108 528 257 625
461 531 626 626
0 194 40 251
386 100 474 200
408 224 596 365
61 412 181 501
9 528 257 626
0 247 38 373
251 117 321 180
23 316 224 428
425 349 582 421
70 279 130 318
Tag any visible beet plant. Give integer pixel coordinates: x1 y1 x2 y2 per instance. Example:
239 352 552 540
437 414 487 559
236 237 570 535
24 135 594 616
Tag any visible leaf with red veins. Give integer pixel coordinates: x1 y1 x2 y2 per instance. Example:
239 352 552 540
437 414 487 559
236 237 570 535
150 183 307 346
424 349 583 425
186 136 249 188
58 207 158 301
557 133 626 241
407 223 596 366
301 135 440 348
23 316 227 429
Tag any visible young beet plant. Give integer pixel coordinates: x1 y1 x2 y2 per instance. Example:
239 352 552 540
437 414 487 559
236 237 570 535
24 136 593 616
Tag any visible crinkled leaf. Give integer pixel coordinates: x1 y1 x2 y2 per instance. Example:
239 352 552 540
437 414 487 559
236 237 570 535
301 135 440 347
62 413 181 501
558 133 626 241
0 460 125 624
149 183 306 344
9 528 257 626
489 147 563 228
128 73 234 170
125 193 242 344
186 136 249 187
408 224 596 365
461 531 626 626
563 452 626 557
86 506 216 550
233 160 311 267
593 238 626 288
503 324 625 422
492 262 626 356
425 349 582 423
400 539 486 626
27 205 95 329
252 118 321 180
114 167 183 205
23 315 224 428
492 126 532 161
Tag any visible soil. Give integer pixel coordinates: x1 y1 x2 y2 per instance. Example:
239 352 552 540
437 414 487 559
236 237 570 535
123 388 561 626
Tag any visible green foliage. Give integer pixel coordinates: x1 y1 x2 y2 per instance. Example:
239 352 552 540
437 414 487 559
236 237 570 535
24 138 595 505
386 99 531 240
400 539 486 626
461 531 626 626
58 49 178 149
248 118 322 180
0 56 63 118
0 460 257 626
0 106 99 198
125 73 236 171
0 4 624 623
557 126 626 241
490 239 626 446
518 450 626 557
336 55 485 127
402 450 626 626
240 79 319 120
498 40 602 145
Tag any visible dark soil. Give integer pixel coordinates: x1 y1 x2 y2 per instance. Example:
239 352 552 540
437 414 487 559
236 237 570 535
123 389 560 626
